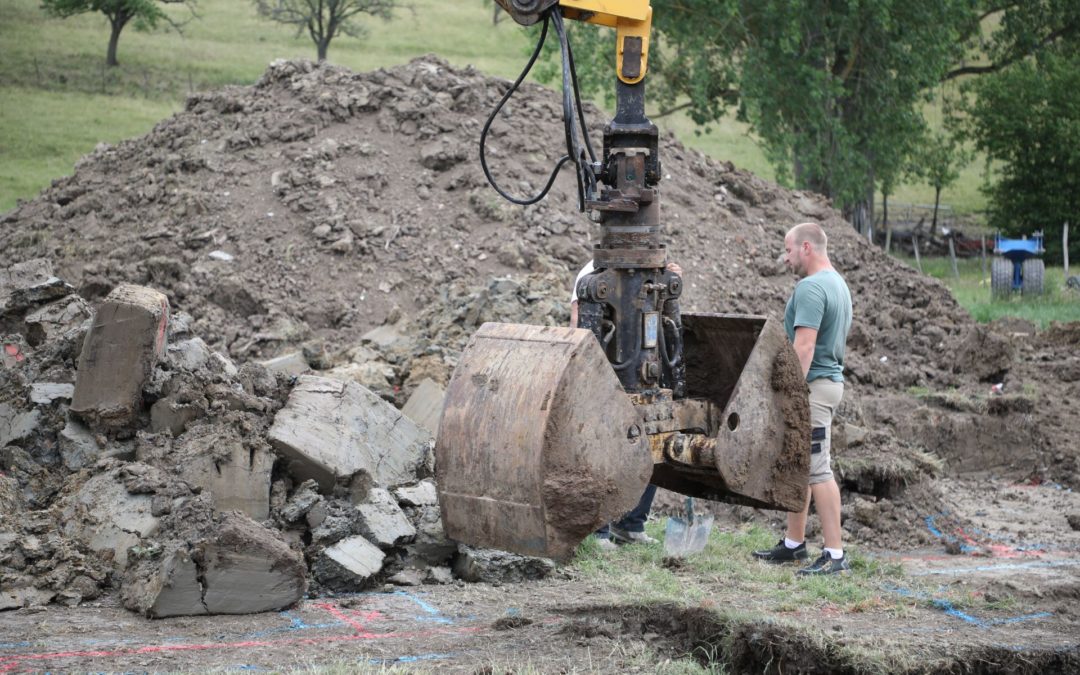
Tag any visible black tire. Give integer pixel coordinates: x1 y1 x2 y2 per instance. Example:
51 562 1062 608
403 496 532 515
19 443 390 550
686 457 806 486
1022 258 1045 296
991 257 1013 298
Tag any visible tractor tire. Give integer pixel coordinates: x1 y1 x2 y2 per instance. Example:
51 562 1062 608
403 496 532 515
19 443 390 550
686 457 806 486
991 257 1012 298
1022 258 1045 296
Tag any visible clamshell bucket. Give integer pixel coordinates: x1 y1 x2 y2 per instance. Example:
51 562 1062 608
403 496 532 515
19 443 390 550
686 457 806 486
435 323 652 561
651 313 811 512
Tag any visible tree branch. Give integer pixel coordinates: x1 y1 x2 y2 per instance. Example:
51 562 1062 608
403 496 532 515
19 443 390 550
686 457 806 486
942 23 1077 81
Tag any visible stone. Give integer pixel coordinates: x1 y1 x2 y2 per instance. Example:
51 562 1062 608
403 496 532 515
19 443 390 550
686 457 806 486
388 569 424 586
122 544 206 617
401 378 445 436
356 487 416 548
268 375 432 493
426 566 453 585
167 337 212 372
403 504 456 567
324 361 396 396
29 382 74 405
452 545 556 584
393 480 438 507
71 284 170 430
314 535 386 590
278 479 323 524
0 403 41 446
24 295 92 345
59 414 101 470
259 351 310 376
0 259 74 315
58 469 161 570
360 323 406 350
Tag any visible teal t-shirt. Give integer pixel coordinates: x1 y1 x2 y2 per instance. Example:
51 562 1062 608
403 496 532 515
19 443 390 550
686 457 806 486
783 269 852 383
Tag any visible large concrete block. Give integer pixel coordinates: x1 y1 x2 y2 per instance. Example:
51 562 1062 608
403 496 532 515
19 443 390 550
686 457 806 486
268 375 432 493
122 544 206 618
314 535 386 591
356 487 416 548
58 470 161 570
401 378 445 436
71 285 170 430
453 545 556 584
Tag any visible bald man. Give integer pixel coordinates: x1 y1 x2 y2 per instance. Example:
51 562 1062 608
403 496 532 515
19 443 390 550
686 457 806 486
753 222 853 575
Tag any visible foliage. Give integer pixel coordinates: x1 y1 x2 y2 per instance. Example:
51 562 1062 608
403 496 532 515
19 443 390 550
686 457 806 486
41 0 196 66
253 0 397 62
908 129 973 236
956 46 1080 265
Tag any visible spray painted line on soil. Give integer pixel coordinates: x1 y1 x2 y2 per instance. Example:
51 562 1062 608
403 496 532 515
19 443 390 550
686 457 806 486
924 513 1057 557
909 559 1080 576
0 595 478 673
884 585 1053 629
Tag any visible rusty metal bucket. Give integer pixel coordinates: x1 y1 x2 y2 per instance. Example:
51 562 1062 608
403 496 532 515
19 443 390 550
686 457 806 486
435 323 653 561
651 313 811 512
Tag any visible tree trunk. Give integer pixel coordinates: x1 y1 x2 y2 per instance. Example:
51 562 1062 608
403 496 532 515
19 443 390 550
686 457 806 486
106 15 128 67
930 186 942 238
317 40 329 62
883 191 891 252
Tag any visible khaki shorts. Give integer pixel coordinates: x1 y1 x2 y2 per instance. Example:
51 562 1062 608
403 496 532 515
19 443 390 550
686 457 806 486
808 378 844 485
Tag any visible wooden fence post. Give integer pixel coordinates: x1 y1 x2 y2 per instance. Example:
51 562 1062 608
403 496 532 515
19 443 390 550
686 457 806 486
948 235 959 278
1064 222 1070 278
885 221 893 254
980 236 988 283
913 235 923 274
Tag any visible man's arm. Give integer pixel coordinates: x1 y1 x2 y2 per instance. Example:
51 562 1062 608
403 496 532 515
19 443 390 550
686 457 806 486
792 326 817 379
569 300 578 328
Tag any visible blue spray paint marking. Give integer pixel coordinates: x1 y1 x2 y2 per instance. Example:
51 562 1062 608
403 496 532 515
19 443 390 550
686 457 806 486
911 559 1080 576
240 610 342 639
393 590 454 625
884 585 1052 629
369 652 455 665
0 641 32 649
924 514 977 553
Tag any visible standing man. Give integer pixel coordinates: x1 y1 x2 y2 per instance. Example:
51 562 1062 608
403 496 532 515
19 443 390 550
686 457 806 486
753 222 853 575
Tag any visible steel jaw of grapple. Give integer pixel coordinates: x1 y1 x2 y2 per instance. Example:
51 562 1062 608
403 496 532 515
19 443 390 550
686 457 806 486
647 313 811 512
435 322 652 561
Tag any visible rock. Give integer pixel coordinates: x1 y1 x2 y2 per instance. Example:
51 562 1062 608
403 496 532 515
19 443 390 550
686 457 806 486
0 259 74 315
314 535 386 590
123 513 308 618
268 375 432 493
58 468 162 570
279 479 323 524
388 568 424 586
71 285 170 430
24 295 92 345
403 504 456 567
324 361 396 397
167 337 212 372
59 414 102 470
401 378 445 436
360 323 406 350
29 382 75 405
425 566 453 585
393 479 438 507
259 351 310 376
356 487 416 548
452 545 556 584
0 403 41 446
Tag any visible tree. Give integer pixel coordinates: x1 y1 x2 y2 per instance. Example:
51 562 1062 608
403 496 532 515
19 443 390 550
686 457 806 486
41 0 196 67
908 130 972 238
557 1 1080 232
957 45 1080 264
254 0 396 62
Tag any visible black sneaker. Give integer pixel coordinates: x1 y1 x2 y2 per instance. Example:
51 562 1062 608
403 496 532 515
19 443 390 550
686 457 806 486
752 539 808 564
796 552 851 576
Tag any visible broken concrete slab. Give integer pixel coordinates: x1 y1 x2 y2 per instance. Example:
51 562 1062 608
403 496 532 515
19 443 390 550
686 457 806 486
452 545 556 584
71 284 170 430
149 397 205 436
0 403 40 447
401 377 445 436
58 468 162 570
59 415 101 471
123 513 307 618
29 382 74 405
278 479 324 524
268 375 432 493
324 361 396 397
167 337 212 372
24 295 92 345
259 351 310 376
426 566 453 585
0 259 74 315
314 535 386 591
393 479 438 507
356 487 416 548
388 568 424 586
403 504 457 567
360 323 406 350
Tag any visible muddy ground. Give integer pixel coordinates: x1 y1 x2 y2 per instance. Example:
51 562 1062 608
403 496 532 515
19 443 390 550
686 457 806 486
1 56 1078 671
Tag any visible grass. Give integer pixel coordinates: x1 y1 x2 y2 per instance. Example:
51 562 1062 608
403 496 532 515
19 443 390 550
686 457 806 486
894 255 1080 328
1 0 988 214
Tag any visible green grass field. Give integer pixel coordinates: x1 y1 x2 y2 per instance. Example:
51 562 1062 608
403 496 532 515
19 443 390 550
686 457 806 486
895 255 1080 327
1 0 987 214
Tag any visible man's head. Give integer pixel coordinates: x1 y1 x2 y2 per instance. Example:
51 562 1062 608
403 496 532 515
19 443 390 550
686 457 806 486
783 222 829 277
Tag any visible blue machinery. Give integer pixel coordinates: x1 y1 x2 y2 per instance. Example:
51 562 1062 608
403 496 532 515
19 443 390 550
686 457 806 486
992 232 1045 296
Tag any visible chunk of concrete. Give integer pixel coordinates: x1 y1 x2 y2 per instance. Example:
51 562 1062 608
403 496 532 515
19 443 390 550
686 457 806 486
401 378 445 436
71 285 170 430
0 403 40 446
24 295 92 344
29 382 75 405
59 414 100 471
268 375 432 492
1 259 73 315
453 545 556 584
314 535 386 591
149 397 205 436
360 323 405 350
356 487 416 548
167 337 212 372
58 470 161 570
403 504 457 567
123 513 307 618
259 351 309 376
393 479 438 507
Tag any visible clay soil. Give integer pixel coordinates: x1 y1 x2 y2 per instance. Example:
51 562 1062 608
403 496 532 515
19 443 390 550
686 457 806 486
2 56 1079 671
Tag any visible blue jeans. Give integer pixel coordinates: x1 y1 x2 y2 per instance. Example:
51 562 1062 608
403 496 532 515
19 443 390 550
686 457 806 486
596 484 657 536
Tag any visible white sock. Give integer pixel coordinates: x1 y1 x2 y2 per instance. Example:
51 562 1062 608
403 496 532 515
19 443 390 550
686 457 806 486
784 537 803 549
824 547 844 560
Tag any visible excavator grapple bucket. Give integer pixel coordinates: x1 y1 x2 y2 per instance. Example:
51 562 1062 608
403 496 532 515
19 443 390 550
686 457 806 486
651 314 811 512
435 323 653 560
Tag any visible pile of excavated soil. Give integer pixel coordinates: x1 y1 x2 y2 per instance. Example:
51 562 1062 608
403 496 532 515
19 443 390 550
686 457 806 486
2 55 1077 564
